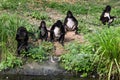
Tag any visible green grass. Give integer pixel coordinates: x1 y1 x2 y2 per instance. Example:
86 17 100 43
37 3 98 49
43 1 104 15
0 0 29 11
61 42 97 77
0 13 34 46
0 0 120 79
28 41 54 62
87 27 120 79
29 10 50 20
0 13 35 70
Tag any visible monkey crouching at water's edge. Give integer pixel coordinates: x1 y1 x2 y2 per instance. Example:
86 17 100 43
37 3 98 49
15 26 29 57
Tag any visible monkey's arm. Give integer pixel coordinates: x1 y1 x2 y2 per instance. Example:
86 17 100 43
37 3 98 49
64 17 68 26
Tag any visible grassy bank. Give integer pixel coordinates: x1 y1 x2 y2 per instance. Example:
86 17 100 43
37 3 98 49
0 0 120 79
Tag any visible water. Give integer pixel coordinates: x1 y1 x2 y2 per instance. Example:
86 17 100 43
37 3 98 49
0 74 98 80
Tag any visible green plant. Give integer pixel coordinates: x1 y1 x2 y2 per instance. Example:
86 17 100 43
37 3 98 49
0 52 22 71
28 45 46 62
61 42 97 77
88 27 120 80
0 0 28 10
0 13 36 66
40 41 54 53
28 41 54 62
43 1 104 15
0 13 34 53
30 10 50 20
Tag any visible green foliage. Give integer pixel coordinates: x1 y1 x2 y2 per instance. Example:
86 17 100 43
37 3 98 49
0 0 28 10
0 13 35 71
0 1 120 79
61 42 97 76
44 2 88 15
28 41 54 62
28 45 46 62
87 27 120 79
0 13 34 54
0 52 22 71
88 27 120 61
44 1 103 15
29 10 50 20
40 41 54 53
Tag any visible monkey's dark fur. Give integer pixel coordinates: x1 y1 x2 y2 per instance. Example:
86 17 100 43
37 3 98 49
16 26 29 56
64 10 78 34
50 20 65 46
39 21 48 41
100 5 116 28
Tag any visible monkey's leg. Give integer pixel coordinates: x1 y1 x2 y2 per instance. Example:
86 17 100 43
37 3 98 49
50 32 54 42
45 33 48 41
17 42 22 56
59 34 65 46
24 42 29 57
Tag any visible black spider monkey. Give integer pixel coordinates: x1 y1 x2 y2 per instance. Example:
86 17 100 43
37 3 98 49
100 5 116 28
50 20 65 46
16 26 29 56
39 20 48 41
64 10 78 34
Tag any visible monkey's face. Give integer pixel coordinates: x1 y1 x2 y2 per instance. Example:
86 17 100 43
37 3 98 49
41 23 46 28
105 5 111 12
67 11 72 18
40 21 46 28
19 31 27 39
56 20 62 28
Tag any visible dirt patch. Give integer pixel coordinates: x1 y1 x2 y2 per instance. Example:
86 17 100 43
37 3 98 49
53 31 84 56
65 32 84 43
53 42 65 56
46 8 65 21
46 0 77 4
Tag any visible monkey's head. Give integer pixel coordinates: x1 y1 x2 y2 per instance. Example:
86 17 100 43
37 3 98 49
56 20 63 28
40 20 46 27
67 10 73 18
104 5 111 12
17 26 27 39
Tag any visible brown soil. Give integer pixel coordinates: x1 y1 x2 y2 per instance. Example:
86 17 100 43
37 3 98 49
46 8 65 22
53 32 84 56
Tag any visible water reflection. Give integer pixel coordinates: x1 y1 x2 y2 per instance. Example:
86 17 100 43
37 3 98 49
0 74 98 80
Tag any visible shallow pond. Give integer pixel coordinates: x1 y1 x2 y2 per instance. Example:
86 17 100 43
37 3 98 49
0 74 98 80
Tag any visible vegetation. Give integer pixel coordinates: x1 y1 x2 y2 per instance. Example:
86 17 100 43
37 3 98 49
61 42 97 77
0 0 29 11
0 13 33 70
29 10 50 20
87 27 120 79
0 0 120 80
0 52 22 71
28 41 54 62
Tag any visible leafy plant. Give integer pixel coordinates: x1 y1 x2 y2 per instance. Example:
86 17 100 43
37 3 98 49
61 42 97 77
0 0 28 10
0 13 36 69
28 45 46 62
87 27 120 80
0 52 22 71
29 10 50 20
0 13 35 54
28 41 54 62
